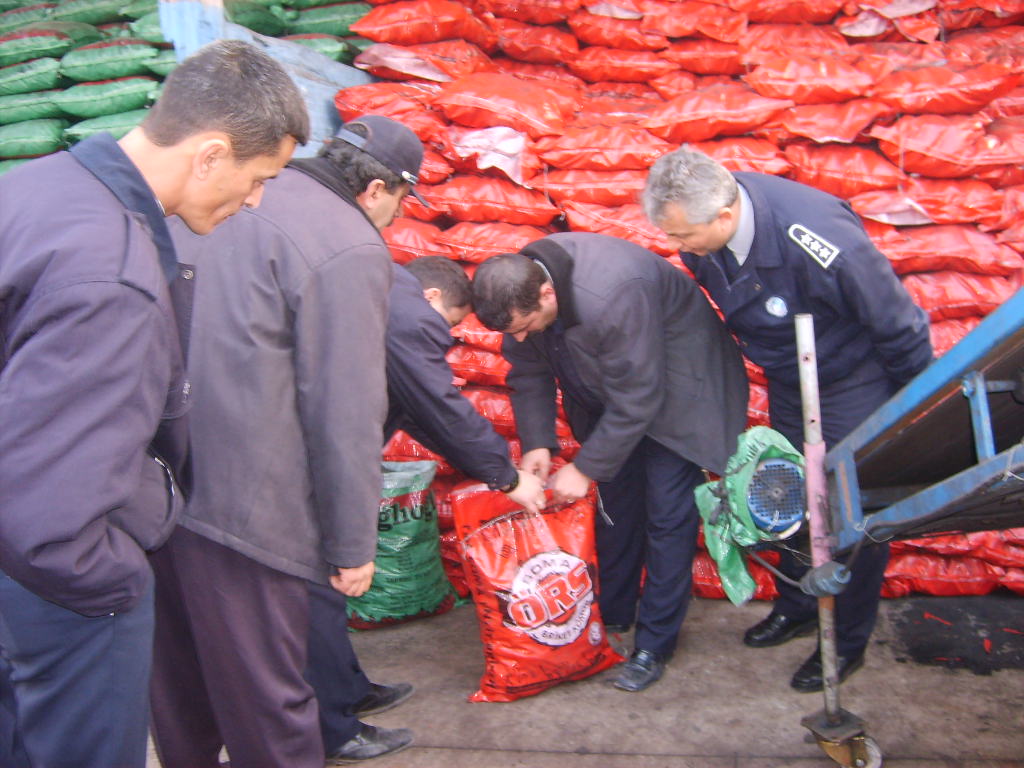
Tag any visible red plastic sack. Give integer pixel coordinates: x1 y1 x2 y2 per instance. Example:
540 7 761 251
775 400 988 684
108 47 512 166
420 175 560 226
445 344 510 388
333 81 440 122
567 46 679 83
690 137 792 175
871 114 1024 179
571 94 662 126
354 40 495 82
488 17 578 64
730 0 844 23
901 178 1003 229
490 58 587 90
436 221 548 265
381 218 451 264
739 23 849 67
783 143 906 200
901 271 1021 321
990 184 1024 232
451 312 505 353
453 486 623 701
401 189 446 222
382 431 455 475
561 201 674 256
472 0 582 24
756 99 894 145
747 382 769 427
743 55 875 105
433 72 578 139
870 62 1020 115
460 385 518 438
529 168 646 207
884 553 1003 596
642 84 793 143
568 9 668 50
649 69 698 100
661 38 743 76
418 148 454 185
534 123 672 171
443 124 542 186
929 317 981 357
349 0 478 45
983 85 1024 119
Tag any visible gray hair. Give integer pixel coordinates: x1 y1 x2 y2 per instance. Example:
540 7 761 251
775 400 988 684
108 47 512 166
642 148 738 226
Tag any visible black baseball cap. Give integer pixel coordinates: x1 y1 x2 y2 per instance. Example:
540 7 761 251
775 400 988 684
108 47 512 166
334 114 428 206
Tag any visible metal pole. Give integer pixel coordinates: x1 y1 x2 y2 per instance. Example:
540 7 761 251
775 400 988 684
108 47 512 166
795 313 842 725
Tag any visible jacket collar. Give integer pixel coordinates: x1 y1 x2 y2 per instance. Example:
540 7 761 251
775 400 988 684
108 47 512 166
288 157 380 232
520 238 581 328
734 173 785 268
69 133 177 284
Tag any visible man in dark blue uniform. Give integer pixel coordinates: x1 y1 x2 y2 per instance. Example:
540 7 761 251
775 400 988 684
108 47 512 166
643 148 933 692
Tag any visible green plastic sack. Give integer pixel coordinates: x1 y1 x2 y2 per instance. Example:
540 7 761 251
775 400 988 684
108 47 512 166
63 105 145 141
285 2 370 37
0 56 62 95
59 37 155 80
224 0 290 36
51 74 154 116
347 460 457 629
0 0 27 14
695 426 805 606
0 21 102 67
281 32 360 63
0 156 31 174
116 0 154 19
0 4 58 36
0 88 62 123
0 117 67 157
141 46 174 76
51 0 126 25
126 9 162 42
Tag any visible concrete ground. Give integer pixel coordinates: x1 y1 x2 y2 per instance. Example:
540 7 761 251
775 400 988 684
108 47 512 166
148 596 1024 767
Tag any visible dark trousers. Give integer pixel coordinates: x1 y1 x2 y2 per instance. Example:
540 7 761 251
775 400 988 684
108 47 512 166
305 583 369 753
767 360 898 657
149 527 324 768
0 570 154 768
595 436 704 658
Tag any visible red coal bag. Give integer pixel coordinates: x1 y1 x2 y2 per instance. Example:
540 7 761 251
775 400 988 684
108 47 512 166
353 41 494 83
783 143 906 200
534 123 673 171
442 124 543 186
870 61 1021 115
730 0 844 23
436 221 549 265
433 72 578 139
421 175 561 226
529 168 647 207
489 16 579 65
451 312 505 353
901 270 1021 321
661 38 743 75
743 54 875 105
453 485 623 701
561 201 675 256
472 0 582 24
690 137 792 175
349 0 478 45
381 218 451 264
567 46 679 83
334 81 440 122
568 9 669 51
739 23 849 67
445 344 510 388
929 317 982 357
383 430 455 475
642 83 793 143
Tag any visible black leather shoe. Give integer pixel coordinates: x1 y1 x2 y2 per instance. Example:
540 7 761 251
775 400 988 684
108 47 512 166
354 682 414 717
743 612 817 647
327 723 413 764
790 650 865 693
612 649 667 692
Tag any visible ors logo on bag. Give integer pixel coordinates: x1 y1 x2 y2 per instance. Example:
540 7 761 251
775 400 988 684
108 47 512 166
500 550 595 647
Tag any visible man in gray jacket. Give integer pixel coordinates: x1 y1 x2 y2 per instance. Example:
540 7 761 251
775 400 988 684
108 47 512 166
150 115 422 767
472 233 749 692
0 40 307 768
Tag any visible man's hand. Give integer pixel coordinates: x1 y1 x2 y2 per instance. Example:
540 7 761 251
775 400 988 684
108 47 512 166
505 470 547 514
549 462 592 504
330 562 375 597
520 447 551 479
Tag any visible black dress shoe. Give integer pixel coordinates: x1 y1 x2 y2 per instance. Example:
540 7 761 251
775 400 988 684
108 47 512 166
790 650 865 693
327 723 413 764
612 649 667 692
354 682 414 717
743 612 817 647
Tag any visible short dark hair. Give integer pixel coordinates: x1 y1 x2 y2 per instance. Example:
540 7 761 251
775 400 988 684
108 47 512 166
318 122 404 195
405 256 472 309
142 40 310 161
471 253 547 331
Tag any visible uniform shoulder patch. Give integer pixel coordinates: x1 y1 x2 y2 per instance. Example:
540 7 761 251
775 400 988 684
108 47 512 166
788 224 840 270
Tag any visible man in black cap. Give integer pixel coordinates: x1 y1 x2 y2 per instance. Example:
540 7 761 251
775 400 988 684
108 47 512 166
149 115 426 767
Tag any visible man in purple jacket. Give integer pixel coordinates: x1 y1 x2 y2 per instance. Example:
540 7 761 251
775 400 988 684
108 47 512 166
0 40 308 768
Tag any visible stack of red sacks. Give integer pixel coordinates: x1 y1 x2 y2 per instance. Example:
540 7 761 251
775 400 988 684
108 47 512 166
358 0 1024 601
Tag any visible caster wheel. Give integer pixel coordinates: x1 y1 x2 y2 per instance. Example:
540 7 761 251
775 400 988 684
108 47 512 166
852 736 882 768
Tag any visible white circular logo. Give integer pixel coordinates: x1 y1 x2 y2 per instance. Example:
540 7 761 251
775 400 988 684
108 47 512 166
504 550 595 647
765 296 789 317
